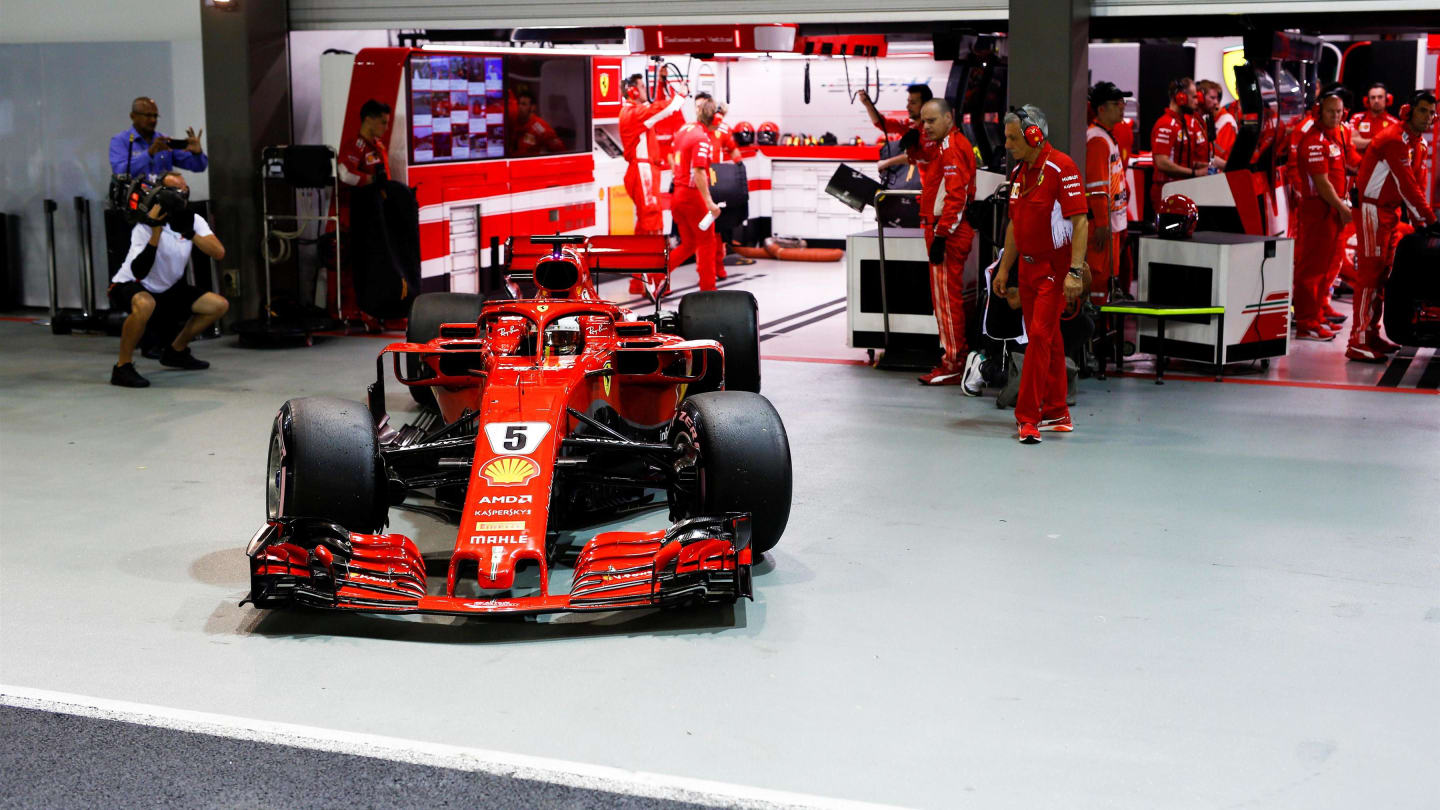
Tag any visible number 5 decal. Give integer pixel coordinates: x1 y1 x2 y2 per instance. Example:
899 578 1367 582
483 422 552 455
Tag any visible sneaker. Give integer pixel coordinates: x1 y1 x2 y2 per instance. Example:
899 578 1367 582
960 351 985 396
1017 423 1042 444
1294 324 1336 341
1038 414 1074 432
1345 342 1389 363
1373 334 1401 354
140 344 164 360
161 346 210 370
110 362 151 388
918 363 966 385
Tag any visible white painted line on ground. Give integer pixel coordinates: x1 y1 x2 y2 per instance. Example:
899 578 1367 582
1 685 905 810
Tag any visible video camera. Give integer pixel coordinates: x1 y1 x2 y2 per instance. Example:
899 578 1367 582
116 176 190 227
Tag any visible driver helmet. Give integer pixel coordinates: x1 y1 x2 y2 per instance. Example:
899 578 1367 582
1157 194 1199 239
545 318 584 356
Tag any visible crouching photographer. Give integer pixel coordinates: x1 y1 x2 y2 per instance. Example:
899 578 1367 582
108 171 227 388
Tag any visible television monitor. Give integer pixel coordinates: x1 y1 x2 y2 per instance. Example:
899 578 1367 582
505 54 592 158
408 53 505 165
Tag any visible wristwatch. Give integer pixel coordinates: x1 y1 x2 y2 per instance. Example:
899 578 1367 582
1067 266 1084 279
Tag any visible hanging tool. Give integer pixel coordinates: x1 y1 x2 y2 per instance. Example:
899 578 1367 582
803 62 811 104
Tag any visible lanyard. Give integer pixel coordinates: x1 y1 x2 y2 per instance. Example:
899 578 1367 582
1012 145 1051 199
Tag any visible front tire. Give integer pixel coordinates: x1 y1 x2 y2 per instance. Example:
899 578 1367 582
668 391 791 554
405 292 488 409
267 397 385 532
678 291 760 394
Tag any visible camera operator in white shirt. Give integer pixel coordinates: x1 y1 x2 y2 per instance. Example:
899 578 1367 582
107 172 227 388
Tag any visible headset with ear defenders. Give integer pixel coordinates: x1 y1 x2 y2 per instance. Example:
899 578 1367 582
1012 106 1045 147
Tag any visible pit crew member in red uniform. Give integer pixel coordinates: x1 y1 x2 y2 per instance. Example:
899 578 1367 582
860 85 936 177
914 99 977 386
665 99 723 292
1149 78 1206 213
337 99 391 187
1212 100 1240 164
1350 83 1401 153
619 74 686 292
709 105 744 280
1349 92 1438 362
991 105 1088 444
1085 81 1132 305
511 88 566 157
1293 93 1354 341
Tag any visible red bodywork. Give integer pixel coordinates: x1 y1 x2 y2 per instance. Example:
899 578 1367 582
248 235 753 616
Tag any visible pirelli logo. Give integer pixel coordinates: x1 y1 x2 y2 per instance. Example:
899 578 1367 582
475 521 526 532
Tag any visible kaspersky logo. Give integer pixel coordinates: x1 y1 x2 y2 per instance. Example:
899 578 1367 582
479 455 540 487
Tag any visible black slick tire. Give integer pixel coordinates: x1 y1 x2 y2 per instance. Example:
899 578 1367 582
669 391 791 554
405 292 487 409
678 290 760 394
268 397 384 532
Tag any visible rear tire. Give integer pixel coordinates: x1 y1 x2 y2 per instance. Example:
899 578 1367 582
678 291 760 394
405 292 487 409
668 391 791 554
267 397 384 532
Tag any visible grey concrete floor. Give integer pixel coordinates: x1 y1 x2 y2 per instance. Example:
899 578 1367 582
1 262 1438 809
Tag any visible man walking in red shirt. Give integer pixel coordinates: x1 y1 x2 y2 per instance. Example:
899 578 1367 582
1349 91 1438 361
665 99 723 292
991 105 1089 444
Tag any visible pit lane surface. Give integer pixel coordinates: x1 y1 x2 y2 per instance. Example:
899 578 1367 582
2 258 1438 809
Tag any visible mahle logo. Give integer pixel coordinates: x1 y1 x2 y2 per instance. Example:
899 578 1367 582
480 455 540 486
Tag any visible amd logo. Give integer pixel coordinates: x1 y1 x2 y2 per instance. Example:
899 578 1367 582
474 495 533 504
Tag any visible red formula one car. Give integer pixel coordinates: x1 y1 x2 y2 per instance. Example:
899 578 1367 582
245 234 791 617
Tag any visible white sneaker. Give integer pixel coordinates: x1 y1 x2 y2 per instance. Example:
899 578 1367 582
961 350 985 397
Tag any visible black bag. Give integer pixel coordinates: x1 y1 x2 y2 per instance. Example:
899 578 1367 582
348 180 421 319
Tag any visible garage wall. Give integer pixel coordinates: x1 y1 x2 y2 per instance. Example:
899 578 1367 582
289 0 1008 29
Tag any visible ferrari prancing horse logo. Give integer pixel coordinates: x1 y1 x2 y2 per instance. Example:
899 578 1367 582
599 73 610 98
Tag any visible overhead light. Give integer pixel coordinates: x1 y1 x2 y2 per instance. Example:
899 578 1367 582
205 0 239 9
420 43 631 56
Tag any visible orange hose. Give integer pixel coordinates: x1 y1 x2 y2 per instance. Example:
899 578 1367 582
770 247 845 262
732 245 772 259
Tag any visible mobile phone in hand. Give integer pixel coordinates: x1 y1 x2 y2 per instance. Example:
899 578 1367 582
168 138 189 149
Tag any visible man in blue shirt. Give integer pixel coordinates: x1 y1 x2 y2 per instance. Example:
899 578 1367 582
108 96 207 179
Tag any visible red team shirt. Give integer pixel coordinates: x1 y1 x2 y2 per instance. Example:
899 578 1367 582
339 135 388 184
1357 124 1436 225
1008 144 1088 258
1349 110 1401 141
1298 125 1349 199
1150 109 1196 183
671 123 714 189
933 131 977 235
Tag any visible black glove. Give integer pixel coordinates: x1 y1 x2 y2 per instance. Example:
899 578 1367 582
898 129 920 152
928 234 947 264
171 209 196 240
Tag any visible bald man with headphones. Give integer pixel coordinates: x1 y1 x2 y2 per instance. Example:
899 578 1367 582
992 105 1089 444
1149 78 1208 214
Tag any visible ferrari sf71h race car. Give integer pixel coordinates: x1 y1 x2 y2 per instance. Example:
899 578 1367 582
245 234 792 618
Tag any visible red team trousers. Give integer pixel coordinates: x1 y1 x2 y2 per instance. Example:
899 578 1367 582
666 187 718 290
623 161 663 235
1015 250 1070 427
1292 198 1343 329
922 218 975 367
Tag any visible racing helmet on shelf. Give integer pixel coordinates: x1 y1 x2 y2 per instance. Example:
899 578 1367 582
1157 194 1200 239
756 121 780 146
732 121 755 146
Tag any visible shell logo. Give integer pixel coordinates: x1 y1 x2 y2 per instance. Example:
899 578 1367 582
480 455 540 487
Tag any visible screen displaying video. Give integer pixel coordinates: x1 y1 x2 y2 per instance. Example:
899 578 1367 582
408 54 505 165
504 55 592 158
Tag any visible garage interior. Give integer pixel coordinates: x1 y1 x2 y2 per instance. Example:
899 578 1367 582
2 2 1439 809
